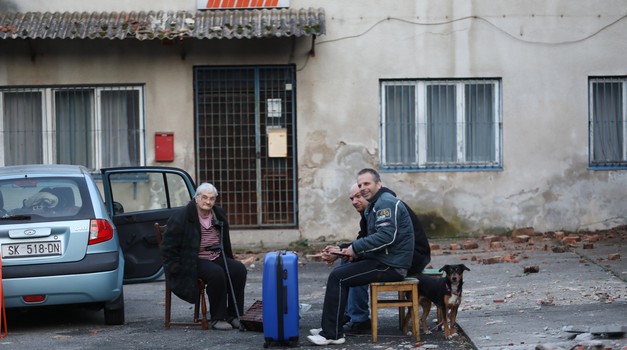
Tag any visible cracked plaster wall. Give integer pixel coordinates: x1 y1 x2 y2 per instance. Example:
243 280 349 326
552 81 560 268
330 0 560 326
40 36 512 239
1 0 626 242
295 0 627 241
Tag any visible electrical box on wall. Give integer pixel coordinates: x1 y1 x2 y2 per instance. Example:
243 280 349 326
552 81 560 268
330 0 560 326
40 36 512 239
155 132 174 162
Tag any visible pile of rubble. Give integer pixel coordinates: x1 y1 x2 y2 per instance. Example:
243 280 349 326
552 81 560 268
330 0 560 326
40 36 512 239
429 225 625 267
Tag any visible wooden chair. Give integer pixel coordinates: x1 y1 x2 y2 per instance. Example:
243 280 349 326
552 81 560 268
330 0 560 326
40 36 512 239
154 223 209 330
369 278 420 343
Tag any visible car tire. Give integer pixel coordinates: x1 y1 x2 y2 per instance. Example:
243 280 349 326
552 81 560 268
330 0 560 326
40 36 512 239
104 289 125 325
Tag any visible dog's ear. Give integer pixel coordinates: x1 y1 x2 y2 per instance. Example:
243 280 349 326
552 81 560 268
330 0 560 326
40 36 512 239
439 265 450 273
461 264 470 272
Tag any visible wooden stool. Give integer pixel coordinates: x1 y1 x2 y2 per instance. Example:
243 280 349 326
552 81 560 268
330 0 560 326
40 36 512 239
370 278 420 343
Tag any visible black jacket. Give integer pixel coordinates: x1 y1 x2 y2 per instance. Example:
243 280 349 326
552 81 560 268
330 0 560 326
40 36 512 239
160 201 233 304
379 187 431 276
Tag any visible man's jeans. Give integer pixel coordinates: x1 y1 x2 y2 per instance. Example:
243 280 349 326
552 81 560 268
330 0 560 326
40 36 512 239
342 259 370 323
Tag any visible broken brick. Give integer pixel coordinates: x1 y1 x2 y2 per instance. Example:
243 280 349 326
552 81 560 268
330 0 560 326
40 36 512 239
462 241 479 250
562 236 579 244
523 265 540 273
608 253 621 260
483 235 501 242
512 227 535 237
430 243 441 251
483 256 503 264
512 235 530 243
583 243 594 249
554 231 565 240
449 243 461 250
490 241 504 249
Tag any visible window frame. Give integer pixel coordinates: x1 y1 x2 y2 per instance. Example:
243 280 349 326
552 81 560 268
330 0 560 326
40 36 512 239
380 78 503 172
588 76 627 170
0 84 146 169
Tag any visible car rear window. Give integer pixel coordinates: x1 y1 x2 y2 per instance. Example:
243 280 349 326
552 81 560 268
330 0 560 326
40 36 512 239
0 177 95 223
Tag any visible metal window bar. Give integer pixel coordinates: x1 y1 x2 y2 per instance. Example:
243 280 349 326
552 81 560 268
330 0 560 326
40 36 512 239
0 85 144 169
0 89 44 165
381 79 501 171
194 66 296 228
590 78 626 167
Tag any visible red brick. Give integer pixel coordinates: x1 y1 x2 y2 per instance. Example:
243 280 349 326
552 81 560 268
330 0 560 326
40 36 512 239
512 227 535 236
608 253 621 260
483 256 503 264
449 243 461 250
490 241 504 249
430 243 441 251
462 241 479 250
483 235 501 242
512 235 530 243
554 231 565 240
562 237 578 244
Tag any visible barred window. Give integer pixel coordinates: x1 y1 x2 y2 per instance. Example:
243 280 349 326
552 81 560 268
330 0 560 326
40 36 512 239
589 77 627 169
381 79 502 171
0 85 145 169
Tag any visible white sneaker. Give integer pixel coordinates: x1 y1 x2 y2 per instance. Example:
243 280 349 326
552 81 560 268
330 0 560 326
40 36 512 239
309 328 322 336
306 334 346 346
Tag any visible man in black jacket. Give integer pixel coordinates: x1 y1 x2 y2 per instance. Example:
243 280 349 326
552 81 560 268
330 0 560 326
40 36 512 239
321 184 432 334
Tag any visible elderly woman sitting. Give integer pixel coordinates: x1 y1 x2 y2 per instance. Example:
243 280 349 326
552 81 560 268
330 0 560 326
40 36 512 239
160 182 247 330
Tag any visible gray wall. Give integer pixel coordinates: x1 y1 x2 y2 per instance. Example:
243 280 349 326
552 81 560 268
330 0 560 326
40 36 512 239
1 0 626 246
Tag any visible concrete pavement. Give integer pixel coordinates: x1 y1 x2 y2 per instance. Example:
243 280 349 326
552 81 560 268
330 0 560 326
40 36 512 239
449 229 627 350
0 228 624 350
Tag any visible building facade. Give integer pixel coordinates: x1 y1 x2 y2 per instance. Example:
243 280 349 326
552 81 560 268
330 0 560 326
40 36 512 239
1 0 626 247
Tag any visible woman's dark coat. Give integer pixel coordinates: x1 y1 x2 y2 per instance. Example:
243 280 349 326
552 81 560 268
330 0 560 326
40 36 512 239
160 200 234 304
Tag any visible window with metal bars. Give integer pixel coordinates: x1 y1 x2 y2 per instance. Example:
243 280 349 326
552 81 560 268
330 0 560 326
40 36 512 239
0 85 145 169
589 76 627 169
194 66 297 228
380 78 502 171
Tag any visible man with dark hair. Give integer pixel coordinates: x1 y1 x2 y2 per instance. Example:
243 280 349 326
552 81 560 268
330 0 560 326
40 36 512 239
308 168 415 346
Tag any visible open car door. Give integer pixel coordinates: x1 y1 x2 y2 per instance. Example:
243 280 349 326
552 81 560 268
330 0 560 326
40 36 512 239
100 166 196 283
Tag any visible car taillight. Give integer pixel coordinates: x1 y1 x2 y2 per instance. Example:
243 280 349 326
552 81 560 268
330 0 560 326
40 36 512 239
23 295 46 303
89 219 114 245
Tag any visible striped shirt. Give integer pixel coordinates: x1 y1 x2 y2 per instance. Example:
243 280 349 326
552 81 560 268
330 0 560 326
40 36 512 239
198 217 221 261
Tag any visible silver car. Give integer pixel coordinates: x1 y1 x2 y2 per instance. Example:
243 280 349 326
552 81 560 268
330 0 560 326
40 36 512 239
0 164 197 325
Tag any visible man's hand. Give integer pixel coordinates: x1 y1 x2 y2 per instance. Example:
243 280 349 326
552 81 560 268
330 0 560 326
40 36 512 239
321 245 340 266
339 245 357 262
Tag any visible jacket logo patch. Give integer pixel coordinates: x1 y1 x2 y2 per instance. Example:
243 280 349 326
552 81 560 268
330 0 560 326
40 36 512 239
376 208 391 221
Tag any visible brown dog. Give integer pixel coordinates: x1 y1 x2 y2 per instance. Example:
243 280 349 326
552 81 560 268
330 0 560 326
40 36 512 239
418 264 470 339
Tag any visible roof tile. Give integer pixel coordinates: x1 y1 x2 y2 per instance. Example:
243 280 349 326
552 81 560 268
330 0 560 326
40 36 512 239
0 8 325 40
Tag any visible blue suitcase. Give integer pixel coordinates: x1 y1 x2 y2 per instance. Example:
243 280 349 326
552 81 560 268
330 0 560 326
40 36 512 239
263 251 299 347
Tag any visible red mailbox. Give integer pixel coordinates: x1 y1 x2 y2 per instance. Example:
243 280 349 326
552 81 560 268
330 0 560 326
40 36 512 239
155 132 174 162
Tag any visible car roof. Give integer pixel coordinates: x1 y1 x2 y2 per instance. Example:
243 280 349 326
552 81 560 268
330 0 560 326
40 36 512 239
0 164 91 178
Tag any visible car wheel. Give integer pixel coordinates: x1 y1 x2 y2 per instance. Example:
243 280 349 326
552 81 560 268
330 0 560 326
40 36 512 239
104 289 125 325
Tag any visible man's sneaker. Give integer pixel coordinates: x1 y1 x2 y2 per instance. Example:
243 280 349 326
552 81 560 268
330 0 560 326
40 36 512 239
306 334 346 346
229 318 241 329
211 320 233 330
342 319 372 334
309 328 322 336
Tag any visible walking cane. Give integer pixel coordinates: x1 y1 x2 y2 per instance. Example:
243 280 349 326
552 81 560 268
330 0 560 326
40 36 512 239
213 219 245 331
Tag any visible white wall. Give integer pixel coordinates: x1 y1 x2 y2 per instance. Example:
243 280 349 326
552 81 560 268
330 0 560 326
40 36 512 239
1 0 626 244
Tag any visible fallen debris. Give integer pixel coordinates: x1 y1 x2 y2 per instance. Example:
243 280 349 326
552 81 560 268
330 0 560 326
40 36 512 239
524 265 540 274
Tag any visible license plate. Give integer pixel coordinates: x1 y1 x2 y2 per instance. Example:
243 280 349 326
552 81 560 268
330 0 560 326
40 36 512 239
2 241 62 258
